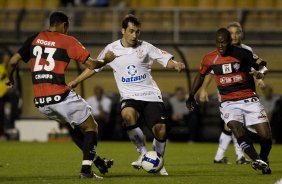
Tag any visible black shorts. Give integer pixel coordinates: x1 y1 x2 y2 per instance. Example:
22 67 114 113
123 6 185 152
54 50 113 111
121 99 168 129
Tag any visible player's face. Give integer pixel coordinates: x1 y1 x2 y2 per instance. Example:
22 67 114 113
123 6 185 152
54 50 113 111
228 26 242 46
122 22 140 47
216 35 231 55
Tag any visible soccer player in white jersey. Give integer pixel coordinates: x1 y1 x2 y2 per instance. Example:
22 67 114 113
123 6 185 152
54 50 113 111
199 22 267 165
68 15 185 175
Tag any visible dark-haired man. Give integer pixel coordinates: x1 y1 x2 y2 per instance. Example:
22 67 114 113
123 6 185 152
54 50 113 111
6 11 116 179
186 28 272 174
68 14 185 175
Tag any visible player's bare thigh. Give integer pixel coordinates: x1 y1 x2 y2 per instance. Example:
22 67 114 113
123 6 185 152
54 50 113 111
251 122 272 140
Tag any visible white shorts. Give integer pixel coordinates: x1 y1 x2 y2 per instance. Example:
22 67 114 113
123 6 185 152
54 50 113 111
38 90 92 128
220 97 269 132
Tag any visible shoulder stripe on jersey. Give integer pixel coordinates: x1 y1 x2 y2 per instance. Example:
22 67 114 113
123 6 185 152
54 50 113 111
212 54 219 65
218 83 250 95
32 71 65 85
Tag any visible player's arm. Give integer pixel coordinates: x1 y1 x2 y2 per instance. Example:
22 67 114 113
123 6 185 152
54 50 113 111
186 72 206 111
166 59 185 72
68 68 96 89
186 54 210 110
84 51 116 70
199 74 213 102
5 53 22 88
244 49 268 79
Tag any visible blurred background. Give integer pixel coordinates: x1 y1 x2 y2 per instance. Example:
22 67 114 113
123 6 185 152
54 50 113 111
0 0 282 143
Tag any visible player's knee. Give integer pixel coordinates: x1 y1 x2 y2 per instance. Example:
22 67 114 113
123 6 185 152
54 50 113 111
152 123 166 140
79 116 98 132
122 113 136 126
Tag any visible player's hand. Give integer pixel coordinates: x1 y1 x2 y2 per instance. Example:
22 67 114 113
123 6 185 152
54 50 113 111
68 80 78 90
250 70 264 79
5 79 14 88
199 89 209 103
174 62 185 72
186 94 197 111
103 51 117 63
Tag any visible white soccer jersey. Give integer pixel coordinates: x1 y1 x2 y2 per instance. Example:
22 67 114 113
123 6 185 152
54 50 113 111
96 40 173 102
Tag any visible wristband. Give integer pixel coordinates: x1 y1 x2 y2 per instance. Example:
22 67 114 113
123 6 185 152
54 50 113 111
259 66 268 74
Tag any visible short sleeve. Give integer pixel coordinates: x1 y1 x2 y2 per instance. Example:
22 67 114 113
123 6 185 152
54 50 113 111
18 33 39 63
242 49 262 70
94 46 110 72
199 55 211 75
147 43 173 67
67 37 90 63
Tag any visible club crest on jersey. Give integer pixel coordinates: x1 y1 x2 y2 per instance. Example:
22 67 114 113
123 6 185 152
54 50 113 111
222 64 232 74
122 65 147 83
233 63 240 72
127 65 137 76
136 48 144 59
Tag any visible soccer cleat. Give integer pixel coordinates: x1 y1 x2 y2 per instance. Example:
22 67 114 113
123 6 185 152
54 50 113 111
93 156 114 174
131 154 144 169
156 166 168 176
262 161 271 175
251 159 268 171
214 157 231 164
236 157 251 165
262 167 272 174
79 172 103 179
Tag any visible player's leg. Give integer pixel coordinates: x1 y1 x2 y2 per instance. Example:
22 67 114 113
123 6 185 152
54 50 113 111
66 123 113 174
220 100 266 170
214 128 232 164
145 102 168 175
245 99 272 173
121 101 147 169
78 115 102 178
228 121 260 160
232 134 250 164
38 91 103 179
228 120 268 172
252 122 272 174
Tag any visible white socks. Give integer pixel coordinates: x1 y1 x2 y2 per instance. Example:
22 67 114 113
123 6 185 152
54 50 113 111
153 138 166 156
214 132 232 161
127 127 147 155
232 134 245 160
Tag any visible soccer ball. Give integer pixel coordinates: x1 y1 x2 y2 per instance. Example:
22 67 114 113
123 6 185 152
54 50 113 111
141 151 164 173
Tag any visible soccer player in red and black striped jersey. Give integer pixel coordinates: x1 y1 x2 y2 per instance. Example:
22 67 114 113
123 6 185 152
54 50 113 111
186 28 272 174
6 11 116 179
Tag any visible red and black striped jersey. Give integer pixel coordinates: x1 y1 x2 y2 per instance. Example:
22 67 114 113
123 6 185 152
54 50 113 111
200 45 265 102
18 31 90 106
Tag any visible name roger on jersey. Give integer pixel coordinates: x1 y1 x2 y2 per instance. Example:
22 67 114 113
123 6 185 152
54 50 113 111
122 74 147 83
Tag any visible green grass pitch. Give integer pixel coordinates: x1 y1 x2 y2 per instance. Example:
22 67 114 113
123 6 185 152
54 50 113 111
0 141 281 184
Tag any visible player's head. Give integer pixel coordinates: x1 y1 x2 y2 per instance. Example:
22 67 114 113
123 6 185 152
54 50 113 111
49 11 69 34
121 14 141 47
215 28 232 55
227 21 243 46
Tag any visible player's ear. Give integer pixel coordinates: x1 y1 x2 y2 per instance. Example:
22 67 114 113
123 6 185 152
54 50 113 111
121 28 125 35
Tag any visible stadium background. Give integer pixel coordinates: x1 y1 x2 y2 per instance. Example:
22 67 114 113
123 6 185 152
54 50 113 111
1 0 282 141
